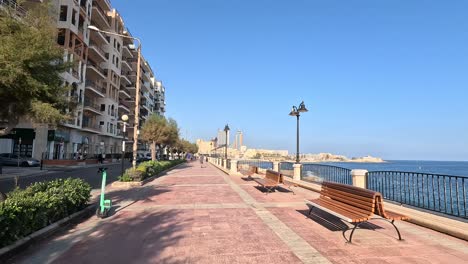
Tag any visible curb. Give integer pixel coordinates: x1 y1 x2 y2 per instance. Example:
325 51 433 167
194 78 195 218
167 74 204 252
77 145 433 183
0 204 96 262
111 162 187 188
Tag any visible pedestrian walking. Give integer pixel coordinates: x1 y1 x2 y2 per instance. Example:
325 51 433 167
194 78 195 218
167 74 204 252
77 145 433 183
200 155 204 168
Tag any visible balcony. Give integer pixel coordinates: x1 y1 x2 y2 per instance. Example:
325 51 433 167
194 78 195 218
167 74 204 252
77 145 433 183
83 97 102 115
122 46 134 58
91 4 110 29
90 29 108 45
87 61 106 79
119 88 131 99
88 42 106 62
121 60 132 71
121 75 132 86
118 102 130 113
85 80 106 98
81 118 101 134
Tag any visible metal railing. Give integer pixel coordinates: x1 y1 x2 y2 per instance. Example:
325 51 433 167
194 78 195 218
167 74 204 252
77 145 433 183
367 171 468 219
237 160 273 170
301 163 352 185
0 0 26 16
279 162 294 177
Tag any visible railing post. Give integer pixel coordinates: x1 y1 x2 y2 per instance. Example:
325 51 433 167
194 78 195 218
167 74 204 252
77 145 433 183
273 161 279 172
351 169 368 189
293 164 302 181
230 159 238 174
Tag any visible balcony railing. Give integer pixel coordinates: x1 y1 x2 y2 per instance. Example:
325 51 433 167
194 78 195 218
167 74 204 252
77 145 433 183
85 80 106 95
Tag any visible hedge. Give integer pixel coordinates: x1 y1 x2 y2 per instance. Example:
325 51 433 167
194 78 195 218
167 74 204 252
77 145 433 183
0 178 91 248
119 160 185 182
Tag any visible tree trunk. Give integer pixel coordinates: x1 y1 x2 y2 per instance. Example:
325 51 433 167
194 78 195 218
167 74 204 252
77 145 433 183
151 141 156 161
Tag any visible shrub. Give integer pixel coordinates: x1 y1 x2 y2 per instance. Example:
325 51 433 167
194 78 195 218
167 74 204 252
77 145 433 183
0 178 91 248
120 160 185 182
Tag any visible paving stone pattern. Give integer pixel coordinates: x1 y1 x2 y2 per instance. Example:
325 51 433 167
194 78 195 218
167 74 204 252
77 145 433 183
11 162 468 264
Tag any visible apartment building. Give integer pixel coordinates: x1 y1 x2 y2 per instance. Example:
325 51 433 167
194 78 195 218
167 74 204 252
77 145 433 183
0 0 167 160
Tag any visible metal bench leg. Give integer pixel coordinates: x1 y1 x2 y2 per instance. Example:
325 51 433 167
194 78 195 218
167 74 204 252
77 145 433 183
308 206 314 215
390 220 403 240
348 222 364 243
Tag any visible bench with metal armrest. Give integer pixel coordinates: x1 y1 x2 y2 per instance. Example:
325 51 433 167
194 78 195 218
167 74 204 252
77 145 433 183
253 170 295 195
305 181 408 243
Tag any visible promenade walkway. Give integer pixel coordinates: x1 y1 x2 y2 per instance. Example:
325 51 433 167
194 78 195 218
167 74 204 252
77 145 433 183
11 162 468 263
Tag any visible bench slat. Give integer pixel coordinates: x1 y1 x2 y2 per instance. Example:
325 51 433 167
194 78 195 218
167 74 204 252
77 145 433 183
315 197 372 222
323 182 376 198
321 189 375 213
306 199 370 222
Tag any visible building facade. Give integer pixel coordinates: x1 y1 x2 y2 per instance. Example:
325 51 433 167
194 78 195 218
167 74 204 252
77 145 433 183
0 0 166 160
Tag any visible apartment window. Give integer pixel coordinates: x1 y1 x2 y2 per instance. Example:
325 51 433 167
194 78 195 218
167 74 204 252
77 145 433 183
71 9 77 25
116 58 119 67
57 29 65 45
117 43 121 52
105 53 109 60
87 4 91 17
59 6 68 21
105 36 110 43
107 122 109 132
113 39 116 48
100 104 105 111
99 121 104 126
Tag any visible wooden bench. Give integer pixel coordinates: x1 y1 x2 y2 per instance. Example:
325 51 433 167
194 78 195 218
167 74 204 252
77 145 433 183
239 165 259 180
305 181 408 243
253 170 295 195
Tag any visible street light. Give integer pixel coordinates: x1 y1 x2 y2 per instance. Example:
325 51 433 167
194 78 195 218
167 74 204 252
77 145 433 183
121 114 129 177
224 124 230 160
289 101 308 164
88 25 142 169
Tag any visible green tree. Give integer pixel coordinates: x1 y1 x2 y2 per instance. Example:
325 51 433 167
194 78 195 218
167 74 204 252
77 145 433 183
161 118 179 159
0 1 72 136
140 114 168 161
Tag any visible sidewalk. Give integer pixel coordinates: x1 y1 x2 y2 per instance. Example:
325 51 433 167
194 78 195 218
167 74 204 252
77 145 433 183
9 162 468 263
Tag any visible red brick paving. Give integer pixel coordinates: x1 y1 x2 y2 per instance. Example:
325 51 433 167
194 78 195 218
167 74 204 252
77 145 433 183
159 175 226 185
11 161 468 264
267 206 468 263
51 208 302 264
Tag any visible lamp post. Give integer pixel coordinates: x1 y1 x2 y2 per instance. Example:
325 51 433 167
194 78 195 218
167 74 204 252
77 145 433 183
224 124 230 160
121 114 129 177
17 137 22 167
88 25 142 169
289 101 308 164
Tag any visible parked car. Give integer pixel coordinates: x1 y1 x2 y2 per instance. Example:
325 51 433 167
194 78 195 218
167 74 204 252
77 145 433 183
136 152 152 163
0 153 40 167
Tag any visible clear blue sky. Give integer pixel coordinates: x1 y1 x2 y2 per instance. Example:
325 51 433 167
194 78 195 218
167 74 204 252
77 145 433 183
112 0 468 161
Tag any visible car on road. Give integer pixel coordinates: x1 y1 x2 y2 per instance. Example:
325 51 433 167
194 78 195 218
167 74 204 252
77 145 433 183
0 153 40 167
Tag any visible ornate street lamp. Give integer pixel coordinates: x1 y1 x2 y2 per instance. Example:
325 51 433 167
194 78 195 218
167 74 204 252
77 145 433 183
289 101 308 163
224 124 230 160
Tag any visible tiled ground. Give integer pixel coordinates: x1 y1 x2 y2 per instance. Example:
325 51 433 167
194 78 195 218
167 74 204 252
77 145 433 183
268 207 468 263
11 162 468 264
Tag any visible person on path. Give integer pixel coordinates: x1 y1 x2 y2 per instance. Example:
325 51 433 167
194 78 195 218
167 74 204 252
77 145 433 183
200 155 204 168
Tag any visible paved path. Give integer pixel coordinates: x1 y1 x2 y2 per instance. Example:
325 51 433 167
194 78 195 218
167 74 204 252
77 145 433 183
9 162 468 263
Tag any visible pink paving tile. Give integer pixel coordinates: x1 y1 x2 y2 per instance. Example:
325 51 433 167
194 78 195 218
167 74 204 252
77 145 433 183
267 207 468 264
239 183 317 203
158 175 226 185
51 208 302 264
132 185 244 205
